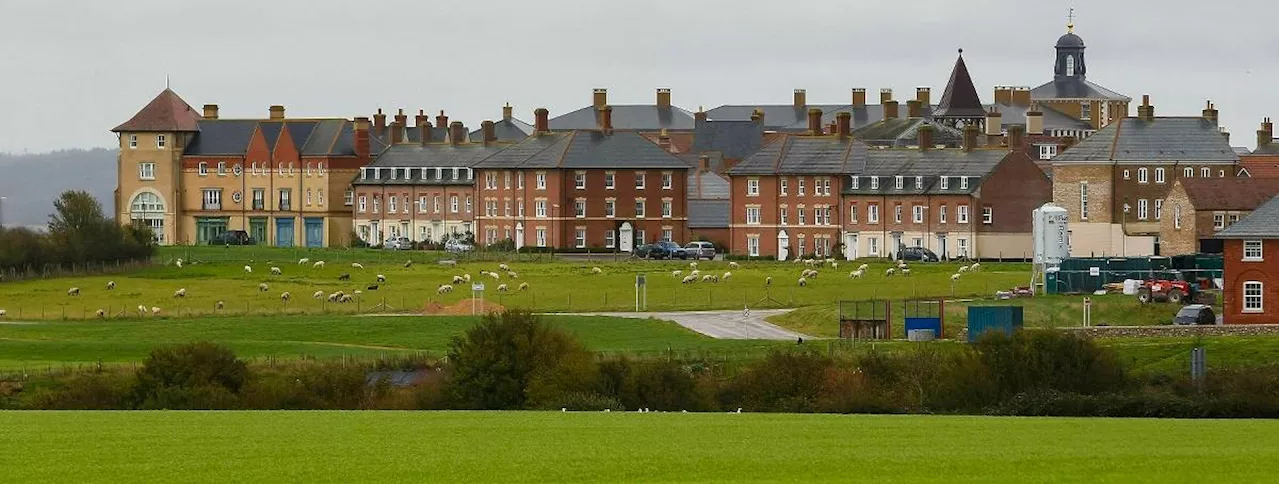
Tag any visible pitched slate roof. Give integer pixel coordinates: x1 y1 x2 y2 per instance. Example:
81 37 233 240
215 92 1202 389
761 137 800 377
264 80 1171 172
473 131 688 170
852 119 964 148
184 120 260 155
369 142 508 168
1252 141 1279 155
184 119 354 157
1179 178 1279 211
692 118 764 160
299 119 348 155
705 104 922 132
548 105 696 131
1054 117 1239 163
112 89 202 132
990 103 1091 131
1215 196 1278 239
352 165 474 186
688 200 731 228
931 51 987 120
688 169 730 200
1030 78 1129 101
729 136 859 175
843 149 1013 195
469 117 534 143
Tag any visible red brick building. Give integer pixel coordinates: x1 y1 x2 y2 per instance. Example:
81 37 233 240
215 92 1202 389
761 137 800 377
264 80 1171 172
1216 196 1278 324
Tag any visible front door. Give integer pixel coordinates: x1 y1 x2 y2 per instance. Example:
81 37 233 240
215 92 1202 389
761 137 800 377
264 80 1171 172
249 217 268 245
777 229 790 261
275 217 295 247
844 233 857 260
937 233 948 260
304 217 324 248
619 222 634 252
514 222 525 250
891 233 902 260
196 217 228 245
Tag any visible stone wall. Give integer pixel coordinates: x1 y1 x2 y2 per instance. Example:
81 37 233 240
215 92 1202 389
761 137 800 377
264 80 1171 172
953 324 1276 341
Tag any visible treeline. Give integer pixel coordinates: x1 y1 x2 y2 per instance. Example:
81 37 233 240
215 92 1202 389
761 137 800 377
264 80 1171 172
8 310 1275 417
0 191 154 271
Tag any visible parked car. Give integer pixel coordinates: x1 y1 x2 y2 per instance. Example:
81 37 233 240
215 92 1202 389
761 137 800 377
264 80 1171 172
684 241 717 260
1173 304 1216 325
444 239 474 253
209 230 255 245
636 241 687 259
383 236 413 250
898 246 939 262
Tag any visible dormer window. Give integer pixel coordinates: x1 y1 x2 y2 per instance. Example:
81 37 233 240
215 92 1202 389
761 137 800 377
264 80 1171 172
452 167 459 180
466 168 473 180
959 177 969 190
390 168 398 180
870 177 879 190
894 176 903 190
940 176 949 189
361 167 369 179
373 167 381 179
850 176 859 189
914 176 923 189
421 168 428 180
436 167 443 179
1065 55 1075 76
1080 102 1090 120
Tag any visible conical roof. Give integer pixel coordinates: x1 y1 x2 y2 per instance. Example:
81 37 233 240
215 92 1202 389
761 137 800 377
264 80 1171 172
112 88 201 132
932 49 987 119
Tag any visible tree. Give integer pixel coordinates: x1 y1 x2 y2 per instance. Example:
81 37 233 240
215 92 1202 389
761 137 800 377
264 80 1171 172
446 310 594 409
47 190 114 263
132 342 249 409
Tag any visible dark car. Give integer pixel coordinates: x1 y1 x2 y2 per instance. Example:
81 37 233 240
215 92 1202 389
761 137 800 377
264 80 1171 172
1173 304 1216 325
898 246 939 262
636 241 687 259
210 230 255 245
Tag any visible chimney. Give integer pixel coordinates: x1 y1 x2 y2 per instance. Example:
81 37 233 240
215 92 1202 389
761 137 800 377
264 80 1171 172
414 109 428 129
836 111 851 139
353 117 370 162
962 124 979 152
917 123 934 151
1201 100 1219 125
879 88 893 104
883 100 899 120
1026 103 1044 135
698 154 710 173
503 103 513 120
436 110 449 131
916 87 931 106
694 106 707 123
1011 87 1031 106
658 128 671 151
656 88 671 109
1258 117 1274 149
449 121 465 146
203 104 219 119
852 88 866 108
1137 94 1154 121
482 120 496 144
794 89 806 108
993 86 1012 105
600 105 614 133
906 100 922 118
394 108 408 130
374 108 387 135
593 88 608 109
419 119 433 146
269 105 285 120
750 108 764 124
985 107 1003 137
807 108 823 135
534 108 550 134
1220 127 1230 144
1007 124 1026 149
389 121 403 144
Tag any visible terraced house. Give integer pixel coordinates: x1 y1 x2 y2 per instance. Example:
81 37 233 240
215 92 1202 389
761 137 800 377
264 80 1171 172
113 89 370 246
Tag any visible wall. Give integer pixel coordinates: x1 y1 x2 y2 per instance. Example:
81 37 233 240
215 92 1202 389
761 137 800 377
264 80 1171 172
1068 222 1156 257
1222 238 1279 324
1160 183 1197 255
116 131 183 244
1052 164 1112 223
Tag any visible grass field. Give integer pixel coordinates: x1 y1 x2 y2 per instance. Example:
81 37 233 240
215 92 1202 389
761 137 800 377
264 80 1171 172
0 246 1033 319
0 411 1273 483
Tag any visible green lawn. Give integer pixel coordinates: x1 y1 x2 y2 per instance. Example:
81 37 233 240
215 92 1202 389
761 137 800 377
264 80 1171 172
0 412 1273 483
0 246 1031 320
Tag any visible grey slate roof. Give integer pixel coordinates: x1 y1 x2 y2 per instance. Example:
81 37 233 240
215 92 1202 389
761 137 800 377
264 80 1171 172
368 142 508 168
1054 117 1239 163
852 119 964 147
472 133 572 169
688 200 731 228
692 118 764 160
352 165 474 186
468 117 534 142
1253 141 1279 155
1030 78 1129 101
932 52 987 120
990 103 1091 131
285 122 318 151
184 120 260 156
548 105 696 131
300 119 346 155
1215 196 1278 239
705 104 921 132
843 149 1010 195
688 169 730 200
730 136 861 175
473 131 689 170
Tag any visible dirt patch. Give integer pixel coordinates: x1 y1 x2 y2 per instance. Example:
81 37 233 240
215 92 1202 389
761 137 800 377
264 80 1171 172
423 298 505 315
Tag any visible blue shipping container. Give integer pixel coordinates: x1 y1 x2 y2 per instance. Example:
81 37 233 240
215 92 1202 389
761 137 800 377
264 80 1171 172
967 306 1025 342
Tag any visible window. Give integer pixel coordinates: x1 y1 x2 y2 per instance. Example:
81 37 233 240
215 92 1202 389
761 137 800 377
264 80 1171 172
138 162 155 180
518 199 525 217
605 200 615 218
635 229 646 246
1201 167 1211 178
1079 182 1089 220
388 196 397 214
914 176 923 190
128 134 138 149
1229 214 1240 225
869 177 879 190
912 205 924 223
895 176 904 190
1137 167 1149 184
746 207 761 225
485 172 497 190
1244 241 1263 261
418 196 428 213
484 200 495 217
1214 213 1225 229
848 204 857 224
605 230 616 248
1184 167 1193 178
450 195 459 213
198 162 208 176
536 228 547 247
504 200 511 217
372 197 380 214
635 199 646 218
535 200 547 218
746 178 760 196
823 178 831 196
850 177 858 190
575 199 586 218
662 200 672 218
504 171 512 189
517 172 524 189
278 189 291 210
747 236 760 257
798 179 805 196
780 179 788 195
1122 169 1130 180
797 238 805 257
1155 168 1165 184
813 207 821 225
575 229 586 248
662 229 673 242
982 206 993 224
894 205 902 224
432 196 441 213
575 172 586 189
1038 145 1057 160
1079 101 1090 120
868 205 879 223
156 134 166 149
662 172 673 189
1065 55 1075 76
358 196 367 212
797 207 805 225
536 172 547 189
868 237 880 256
780 207 788 225
1219 170 1225 178
465 196 472 213
957 238 969 258
1243 281 1263 313
1137 199 1148 220
635 173 646 189
940 176 949 189
1174 206 1182 229
201 189 222 210
605 172 615 189
939 205 948 224
958 205 970 224
959 177 968 190
1154 199 1163 220
128 192 165 242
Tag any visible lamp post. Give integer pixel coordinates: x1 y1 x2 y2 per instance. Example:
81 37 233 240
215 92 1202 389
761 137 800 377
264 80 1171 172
0 196 6 228
1121 202 1131 256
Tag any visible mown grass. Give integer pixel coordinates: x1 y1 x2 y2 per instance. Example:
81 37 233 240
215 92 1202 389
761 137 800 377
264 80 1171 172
0 412 1273 483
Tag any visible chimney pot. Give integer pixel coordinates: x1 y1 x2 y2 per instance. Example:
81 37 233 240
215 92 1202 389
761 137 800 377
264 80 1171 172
449 121 465 145
1258 117 1274 149
916 87 931 106
203 104 219 119
269 105 285 120
1011 86 1031 106
852 88 866 108
656 88 671 109
592 88 608 109
807 108 823 135
534 108 550 134
836 112 851 139
1026 103 1044 135
794 89 806 108
695 107 707 123
374 108 387 135
420 119 433 146
879 88 893 104
994 86 1013 105
482 120 496 144
917 123 934 151
698 155 710 173
394 109 407 129
1201 100 1219 125
502 103 513 120
600 105 613 133
883 100 899 120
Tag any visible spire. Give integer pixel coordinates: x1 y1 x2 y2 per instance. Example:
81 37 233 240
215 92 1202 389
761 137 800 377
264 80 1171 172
932 49 987 124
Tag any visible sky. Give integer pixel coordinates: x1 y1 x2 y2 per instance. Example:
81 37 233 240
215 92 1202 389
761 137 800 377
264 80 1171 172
0 0 1276 153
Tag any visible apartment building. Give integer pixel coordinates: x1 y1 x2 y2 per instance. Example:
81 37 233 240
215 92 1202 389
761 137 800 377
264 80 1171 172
1159 177 1277 255
1216 196 1278 324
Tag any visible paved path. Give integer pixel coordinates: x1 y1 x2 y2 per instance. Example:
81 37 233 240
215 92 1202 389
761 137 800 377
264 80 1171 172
561 309 808 340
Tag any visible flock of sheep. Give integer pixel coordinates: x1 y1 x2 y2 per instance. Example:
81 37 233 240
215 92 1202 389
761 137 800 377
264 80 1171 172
437 263 528 295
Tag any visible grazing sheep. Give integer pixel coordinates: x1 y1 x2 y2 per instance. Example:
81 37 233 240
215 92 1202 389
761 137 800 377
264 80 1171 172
702 274 717 282
338 273 351 281
137 305 147 316
497 284 509 292
689 261 698 269
366 284 379 291
681 275 697 284
175 259 183 268
106 281 116 290
518 282 529 291
671 270 682 277
67 287 80 296
376 274 386 283
95 309 105 318
313 260 325 269
499 263 510 271
507 271 518 279
592 266 603 274
825 258 836 264
270 266 281 275
328 292 343 302
849 270 863 279
722 271 732 280
173 288 186 298
464 274 472 282
951 273 962 282
897 261 907 269
313 290 325 299
858 263 869 272
280 292 291 301
901 268 911 277
958 265 969 273
339 294 354 303
244 265 253 273
885 268 896 277
353 290 362 296
798 277 807 287
792 258 803 264
216 301 224 310
970 262 981 272
403 260 413 268
452 275 465 284
728 261 740 269
765 276 772 285
488 272 499 281
437 284 453 294
298 258 310 265
351 262 364 270
690 270 701 277
151 307 161 316
0 309 6 318
258 283 269 292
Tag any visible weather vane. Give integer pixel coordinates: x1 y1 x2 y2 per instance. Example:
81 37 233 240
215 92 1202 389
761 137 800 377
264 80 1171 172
1067 8 1075 32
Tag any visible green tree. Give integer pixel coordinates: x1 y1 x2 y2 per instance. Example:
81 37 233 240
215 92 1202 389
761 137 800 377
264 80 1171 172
47 190 114 263
446 310 594 409
132 342 249 409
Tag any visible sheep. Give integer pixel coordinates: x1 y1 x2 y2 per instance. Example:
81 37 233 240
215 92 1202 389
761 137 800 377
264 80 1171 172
464 274 472 282
258 283 269 292
366 284 379 291
671 270 682 277
437 284 453 294
173 288 186 298
95 308 106 318
825 258 836 264
958 265 969 273
151 307 161 316
970 262 981 272
765 276 772 285
792 258 803 264
351 262 364 270
518 282 529 291
244 265 253 273
270 266 282 275
690 270 701 277
849 270 864 279
884 268 896 277
338 273 351 281
858 263 869 272
216 301 225 310
689 261 697 269
106 280 116 290
722 271 732 280
497 284 509 292
339 294 354 303
313 290 325 300
328 292 343 302
298 258 310 265
897 260 908 269
280 292 291 301
0 309 6 318
951 273 962 282
313 260 326 269
901 268 911 277
507 271 518 279
67 287 80 296
798 277 807 287
681 275 697 284
728 261 740 269
452 275 465 284
488 272 500 281
137 305 147 316
702 274 715 282
592 266 603 274
498 263 510 271
376 274 386 283
830 261 838 270
353 290 362 295
403 260 413 268
175 259 183 268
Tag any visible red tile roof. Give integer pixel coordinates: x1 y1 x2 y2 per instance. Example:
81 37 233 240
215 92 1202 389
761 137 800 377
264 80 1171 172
1239 153 1278 178
1180 177 1279 211
112 88 201 132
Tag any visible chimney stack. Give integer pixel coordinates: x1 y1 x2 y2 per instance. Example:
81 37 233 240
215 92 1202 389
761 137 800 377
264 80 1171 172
600 105 613 133
807 108 823 135
916 87 931 106
482 120 496 144
534 108 550 134
1201 100 1219 125
880 88 893 104
419 119 433 146
1220 127 1230 144
436 110 449 131
353 117 370 162
852 88 866 108
962 124 979 152
658 128 671 151
592 88 608 109
1137 94 1155 121
836 111 851 139
917 123 934 151
269 105 285 120
394 109 408 130
1258 117 1274 149
1026 103 1044 135
374 108 387 135
203 104 219 119
414 109 428 128
1011 87 1031 106
794 89 806 108
390 121 404 144
449 121 465 146
985 107 1003 139
694 106 707 124
906 100 922 118
698 155 710 173
750 108 764 124
1007 124 1026 149
883 100 899 120
994 86 1012 105
502 103 513 120
656 88 671 109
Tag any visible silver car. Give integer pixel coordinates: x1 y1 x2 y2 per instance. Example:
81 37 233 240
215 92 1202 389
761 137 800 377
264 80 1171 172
383 236 413 250
684 241 717 260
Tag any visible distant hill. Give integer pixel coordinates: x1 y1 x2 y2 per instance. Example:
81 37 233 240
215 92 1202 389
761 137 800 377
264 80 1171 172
0 148 117 227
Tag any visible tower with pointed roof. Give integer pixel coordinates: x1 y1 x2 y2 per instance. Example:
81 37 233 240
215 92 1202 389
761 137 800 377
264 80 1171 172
112 88 202 245
931 49 988 130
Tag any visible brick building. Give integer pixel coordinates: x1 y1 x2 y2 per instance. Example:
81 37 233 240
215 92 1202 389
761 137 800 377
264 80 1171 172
1160 178 1278 255
1237 118 1277 178
1216 196 1278 324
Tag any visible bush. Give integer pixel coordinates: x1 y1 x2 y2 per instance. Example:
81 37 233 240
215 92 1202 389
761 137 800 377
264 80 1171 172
972 329 1125 397
594 358 712 411
131 342 249 409
445 309 595 409
724 351 831 412
485 238 516 252
25 372 133 410
349 231 368 248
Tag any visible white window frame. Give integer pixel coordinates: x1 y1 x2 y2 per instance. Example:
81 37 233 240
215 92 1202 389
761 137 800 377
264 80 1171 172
575 172 586 189
575 229 586 248
635 172 646 189
747 236 760 257
535 200 547 218
823 178 831 196
201 189 222 210
982 206 993 224
1038 144 1056 160
1242 281 1263 313
156 134 166 149
1201 167 1211 178
1154 199 1163 220
662 199 672 218
914 176 923 190
344 189 354 207
605 199 616 218
848 204 857 224
128 134 138 149
797 207 805 225
450 195 459 213
1079 101 1090 120
465 196 472 213
849 177 858 190
798 179 805 196
1079 182 1089 220
536 228 547 247
1137 199 1148 220
536 172 547 190
868 205 879 224
138 162 155 180
371 196 379 214
504 171 512 189
940 176 949 189
869 177 879 190
1155 168 1165 184
198 162 208 176
939 205 947 224
1214 213 1225 229
575 199 586 218
912 205 924 223
1122 169 1130 180
604 172 615 190
635 199 646 218
1137 167 1149 184
868 237 880 256
605 230 616 248
893 205 902 224
959 177 968 190
780 178 789 195
895 176 904 190
958 205 970 224
1184 167 1193 178
747 178 760 196
662 172 673 190
1243 240 1263 261
746 207 761 225
1174 206 1182 229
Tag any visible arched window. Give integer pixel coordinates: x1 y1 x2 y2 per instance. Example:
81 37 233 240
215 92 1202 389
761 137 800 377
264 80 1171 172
1065 55 1075 76
129 192 166 243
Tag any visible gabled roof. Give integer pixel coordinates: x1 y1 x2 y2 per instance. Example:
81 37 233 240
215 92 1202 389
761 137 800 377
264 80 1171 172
688 169 730 200
473 131 689 170
728 136 859 175
852 119 963 148
842 149 1015 195
931 51 986 120
184 120 259 155
112 88 202 132
1054 117 1239 163
990 103 1091 131
548 105 696 131
352 165 474 186
692 118 764 160
1239 152 1279 178
469 117 534 143
705 104 926 132
183 119 353 157
1030 78 1129 101
368 141 509 168
1215 196 1278 239
1179 178 1279 211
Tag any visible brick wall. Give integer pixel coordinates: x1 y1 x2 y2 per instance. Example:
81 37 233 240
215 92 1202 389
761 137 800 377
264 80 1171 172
1222 238 1279 324
1052 164 1113 223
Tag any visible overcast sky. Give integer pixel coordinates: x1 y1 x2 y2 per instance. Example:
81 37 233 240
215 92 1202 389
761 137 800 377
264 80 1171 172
1 0 1276 153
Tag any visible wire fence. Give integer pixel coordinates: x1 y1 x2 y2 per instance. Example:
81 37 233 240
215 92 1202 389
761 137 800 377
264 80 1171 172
0 259 152 284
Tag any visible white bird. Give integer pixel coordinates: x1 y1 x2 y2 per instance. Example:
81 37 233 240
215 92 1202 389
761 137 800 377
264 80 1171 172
270 266 281 275
728 261 740 269
244 265 253 273
173 288 186 298
313 290 325 299
298 258 310 265
592 266 603 274
351 262 364 270
280 292 291 301
106 280 116 290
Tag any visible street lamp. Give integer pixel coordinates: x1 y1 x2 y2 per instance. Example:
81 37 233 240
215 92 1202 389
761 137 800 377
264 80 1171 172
1122 202 1131 256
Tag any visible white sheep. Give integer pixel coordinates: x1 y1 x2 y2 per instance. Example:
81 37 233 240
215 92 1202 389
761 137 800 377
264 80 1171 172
489 272 500 281
858 263 869 272
280 292 291 301
95 308 105 318
106 281 116 290
901 268 911 277
798 277 807 287
452 275 465 284
499 263 510 271
728 261 740 269
298 258 310 265
849 269 863 279
258 283 269 292
244 265 253 273
792 258 803 264
497 284 509 292
970 262 981 272
722 271 732 280
216 301 225 310
681 275 697 284
885 268 896 277
702 274 715 282
339 294 354 303
464 274 473 282
437 284 453 294
689 261 697 269
958 265 969 273
830 262 838 270
0 309 6 318
313 290 325 299
137 305 147 316
518 282 529 291
951 273 962 282
270 266 281 275
175 259 183 268
765 276 773 285
825 258 835 264
313 260 325 269
690 270 701 277
592 266 603 274
151 307 161 316
671 270 682 277
507 271 518 279
403 260 413 268
328 292 343 302
351 262 364 270
67 287 80 296
353 290 363 296
897 261 908 269
376 274 386 283
173 288 186 298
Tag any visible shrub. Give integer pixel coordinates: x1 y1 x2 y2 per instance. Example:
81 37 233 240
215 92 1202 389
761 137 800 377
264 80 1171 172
972 329 1125 397
131 342 248 409
445 309 595 409
724 351 831 412
25 372 133 410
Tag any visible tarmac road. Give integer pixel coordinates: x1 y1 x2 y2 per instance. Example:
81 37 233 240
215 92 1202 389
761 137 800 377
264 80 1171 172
561 309 809 340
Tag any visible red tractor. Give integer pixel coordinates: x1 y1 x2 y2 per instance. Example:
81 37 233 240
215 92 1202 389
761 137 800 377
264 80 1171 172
1136 279 1198 304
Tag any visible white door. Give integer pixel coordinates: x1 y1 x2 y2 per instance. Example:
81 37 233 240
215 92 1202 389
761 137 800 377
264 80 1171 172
844 233 857 260
619 222 634 252
776 229 790 261
937 234 948 260
514 222 524 250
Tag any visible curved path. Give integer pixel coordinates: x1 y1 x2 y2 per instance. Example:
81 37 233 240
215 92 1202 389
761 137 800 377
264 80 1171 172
559 309 809 340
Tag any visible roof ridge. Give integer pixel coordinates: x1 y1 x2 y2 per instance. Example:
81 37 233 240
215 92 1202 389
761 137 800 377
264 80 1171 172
323 120 345 155
772 136 790 172
555 131 578 168
1108 117 1124 159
